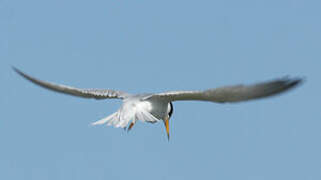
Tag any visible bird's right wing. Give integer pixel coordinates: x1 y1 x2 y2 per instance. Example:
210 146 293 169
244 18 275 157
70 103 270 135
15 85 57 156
13 67 129 100
145 77 302 103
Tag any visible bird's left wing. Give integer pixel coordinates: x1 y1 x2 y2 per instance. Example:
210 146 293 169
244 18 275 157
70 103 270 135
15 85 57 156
144 77 302 103
13 67 129 100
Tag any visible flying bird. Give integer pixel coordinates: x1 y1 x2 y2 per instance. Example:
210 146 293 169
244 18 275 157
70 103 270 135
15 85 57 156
13 67 302 140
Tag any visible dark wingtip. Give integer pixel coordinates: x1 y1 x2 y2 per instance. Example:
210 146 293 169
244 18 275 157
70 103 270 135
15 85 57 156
12 66 19 73
12 66 24 76
270 76 305 97
12 66 31 81
285 76 305 89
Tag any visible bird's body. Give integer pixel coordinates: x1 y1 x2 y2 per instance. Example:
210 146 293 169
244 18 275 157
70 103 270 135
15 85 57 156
13 67 302 139
93 94 172 128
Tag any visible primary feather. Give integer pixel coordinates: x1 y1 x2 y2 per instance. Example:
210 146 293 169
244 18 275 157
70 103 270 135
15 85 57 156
145 77 302 103
13 67 129 99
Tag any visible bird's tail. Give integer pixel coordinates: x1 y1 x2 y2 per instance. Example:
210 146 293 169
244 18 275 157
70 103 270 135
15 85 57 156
91 105 160 128
91 109 135 129
91 112 119 126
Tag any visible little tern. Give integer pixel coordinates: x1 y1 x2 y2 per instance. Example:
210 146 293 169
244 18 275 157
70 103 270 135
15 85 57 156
13 67 302 140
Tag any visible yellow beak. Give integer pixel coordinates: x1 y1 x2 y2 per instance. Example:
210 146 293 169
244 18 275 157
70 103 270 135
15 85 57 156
164 118 170 140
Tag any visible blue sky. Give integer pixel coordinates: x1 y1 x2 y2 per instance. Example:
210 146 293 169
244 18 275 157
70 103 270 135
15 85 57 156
1 0 321 179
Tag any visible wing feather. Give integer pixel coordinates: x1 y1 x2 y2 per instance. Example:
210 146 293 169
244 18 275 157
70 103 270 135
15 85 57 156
13 67 129 99
145 77 302 103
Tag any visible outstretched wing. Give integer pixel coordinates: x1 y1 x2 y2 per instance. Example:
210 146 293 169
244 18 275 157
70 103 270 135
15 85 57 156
145 77 302 103
13 67 129 100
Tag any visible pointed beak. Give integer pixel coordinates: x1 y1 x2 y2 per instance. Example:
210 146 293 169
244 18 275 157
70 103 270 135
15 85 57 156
164 118 170 140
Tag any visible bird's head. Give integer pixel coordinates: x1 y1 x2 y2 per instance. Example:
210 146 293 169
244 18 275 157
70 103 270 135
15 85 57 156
164 102 173 140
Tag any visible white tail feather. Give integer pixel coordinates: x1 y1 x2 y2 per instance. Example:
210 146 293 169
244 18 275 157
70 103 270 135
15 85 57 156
91 101 161 128
91 112 118 126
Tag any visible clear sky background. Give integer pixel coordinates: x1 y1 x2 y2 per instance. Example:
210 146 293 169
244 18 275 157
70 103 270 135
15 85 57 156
1 0 321 179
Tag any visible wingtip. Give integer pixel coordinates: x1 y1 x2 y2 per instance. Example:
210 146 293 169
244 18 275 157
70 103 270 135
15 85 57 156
277 76 304 89
12 66 25 77
11 66 20 73
286 76 305 88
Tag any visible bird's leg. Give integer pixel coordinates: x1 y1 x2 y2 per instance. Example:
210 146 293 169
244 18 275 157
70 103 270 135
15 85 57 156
127 122 135 132
163 118 170 140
